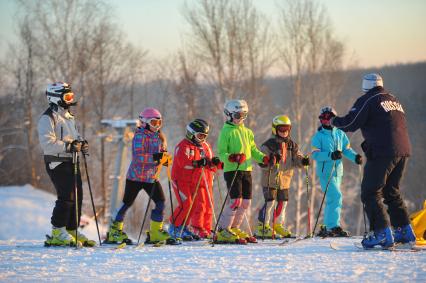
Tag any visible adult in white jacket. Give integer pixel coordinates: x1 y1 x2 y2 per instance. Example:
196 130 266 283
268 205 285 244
37 82 94 247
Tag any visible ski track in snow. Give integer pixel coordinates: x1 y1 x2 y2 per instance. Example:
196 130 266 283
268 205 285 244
1 186 426 282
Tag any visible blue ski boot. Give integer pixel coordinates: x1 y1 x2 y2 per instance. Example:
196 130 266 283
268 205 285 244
361 226 394 249
168 224 194 241
393 224 416 244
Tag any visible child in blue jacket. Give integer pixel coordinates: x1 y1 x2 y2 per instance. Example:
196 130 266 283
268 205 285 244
311 106 362 237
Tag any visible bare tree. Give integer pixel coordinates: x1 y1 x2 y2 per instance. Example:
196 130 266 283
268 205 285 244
276 0 346 235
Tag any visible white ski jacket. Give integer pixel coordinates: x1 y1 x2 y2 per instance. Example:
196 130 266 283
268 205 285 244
37 106 80 169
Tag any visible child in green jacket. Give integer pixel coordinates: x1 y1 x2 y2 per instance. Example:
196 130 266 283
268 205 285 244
215 99 270 244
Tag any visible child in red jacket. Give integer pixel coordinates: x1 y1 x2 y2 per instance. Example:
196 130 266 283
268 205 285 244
169 119 222 240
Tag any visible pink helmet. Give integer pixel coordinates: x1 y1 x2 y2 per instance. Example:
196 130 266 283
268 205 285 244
139 107 162 130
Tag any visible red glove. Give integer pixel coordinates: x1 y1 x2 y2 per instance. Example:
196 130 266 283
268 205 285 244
211 157 224 170
263 154 276 166
229 153 246 164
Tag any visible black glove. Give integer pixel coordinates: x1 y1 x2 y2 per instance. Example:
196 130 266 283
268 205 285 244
355 154 363 165
330 150 342 160
81 140 89 155
211 157 221 166
153 152 164 163
301 156 310 166
193 158 209 167
66 140 82 153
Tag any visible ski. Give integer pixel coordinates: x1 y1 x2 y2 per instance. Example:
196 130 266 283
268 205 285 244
353 242 420 252
279 237 306 246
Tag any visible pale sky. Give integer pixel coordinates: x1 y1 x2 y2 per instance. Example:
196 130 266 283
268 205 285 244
1 0 425 68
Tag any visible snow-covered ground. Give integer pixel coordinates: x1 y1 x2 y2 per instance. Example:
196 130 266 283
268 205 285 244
1 186 425 282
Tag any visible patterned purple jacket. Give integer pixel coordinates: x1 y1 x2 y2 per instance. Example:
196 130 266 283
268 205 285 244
126 127 163 183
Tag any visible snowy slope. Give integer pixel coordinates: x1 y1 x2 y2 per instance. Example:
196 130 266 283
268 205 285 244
1 186 425 282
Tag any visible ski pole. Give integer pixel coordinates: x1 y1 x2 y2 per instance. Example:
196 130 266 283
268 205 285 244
72 151 79 249
178 169 204 239
312 161 336 236
81 152 102 246
212 163 241 247
166 161 177 238
136 182 156 245
202 167 217 228
262 165 273 241
359 165 368 236
215 172 224 204
305 164 311 237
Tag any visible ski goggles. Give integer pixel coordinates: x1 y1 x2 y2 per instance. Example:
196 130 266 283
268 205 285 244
276 125 291 132
232 112 248 120
62 92 75 103
148 118 162 128
195 132 208 141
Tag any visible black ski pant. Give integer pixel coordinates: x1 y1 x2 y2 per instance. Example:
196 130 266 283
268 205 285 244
224 170 252 199
46 161 83 230
114 179 165 223
360 156 410 231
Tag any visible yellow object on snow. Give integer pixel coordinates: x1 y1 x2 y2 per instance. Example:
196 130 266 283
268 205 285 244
410 200 426 245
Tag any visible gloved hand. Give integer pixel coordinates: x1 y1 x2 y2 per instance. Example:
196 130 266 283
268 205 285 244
193 158 209 167
355 154 363 165
153 152 171 166
81 140 89 155
211 157 224 170
228 153 246 164
274 153 282 162
330 150 342 160
153 152 164 163
301 156 310 166
66 140 82 153
263 154 276 167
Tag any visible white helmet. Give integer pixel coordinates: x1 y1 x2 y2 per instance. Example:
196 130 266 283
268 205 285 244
362 73 383 92
224 99 248 121
46 82 75 107
319 106 337 117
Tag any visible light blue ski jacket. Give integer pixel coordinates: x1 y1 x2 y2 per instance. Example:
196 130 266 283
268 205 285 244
311 126 357 178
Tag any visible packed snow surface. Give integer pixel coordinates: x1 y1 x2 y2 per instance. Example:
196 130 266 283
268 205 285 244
1 186 425 282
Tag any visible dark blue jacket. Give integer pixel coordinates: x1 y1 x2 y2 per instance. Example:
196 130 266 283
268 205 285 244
331 86 411 158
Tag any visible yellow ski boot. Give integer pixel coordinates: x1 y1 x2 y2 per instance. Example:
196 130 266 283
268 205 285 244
215 228 246 244
147 220 171 243
45 227 76 247
67 229 96 247
256 222 274 238
274 223 292 238
106 221 132 244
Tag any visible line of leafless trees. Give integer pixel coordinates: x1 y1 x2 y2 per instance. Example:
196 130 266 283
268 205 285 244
1 0 423 237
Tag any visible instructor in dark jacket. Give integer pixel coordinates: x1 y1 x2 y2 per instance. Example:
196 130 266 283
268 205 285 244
330 73 415 249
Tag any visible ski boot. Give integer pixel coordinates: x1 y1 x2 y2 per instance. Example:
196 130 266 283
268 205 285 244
255 222 274 239
393 224 416 244
67 229 96 247
105 221 132 244
146 220 180 245
231 227 257 243
45 227 77 247
361 227 394 249
274 223 292 238
330 226 350 237
317 225 332 238
215 228 247 244
191 226 211 239
169 224 197 241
